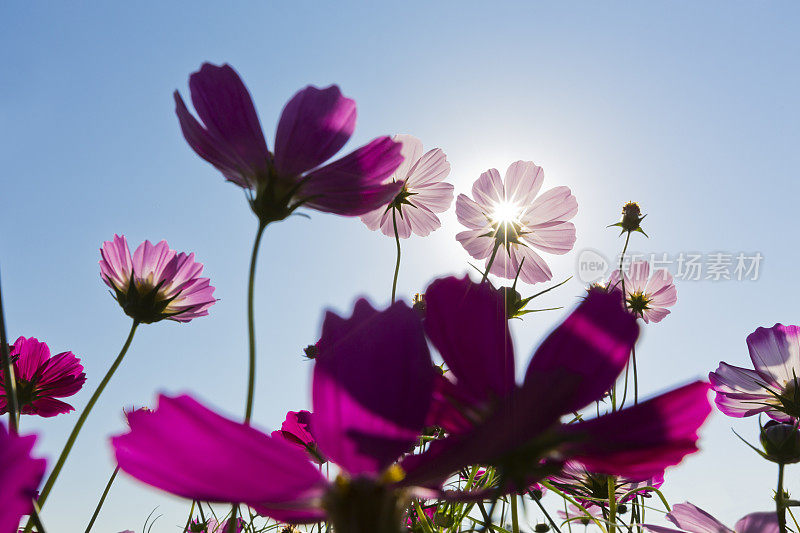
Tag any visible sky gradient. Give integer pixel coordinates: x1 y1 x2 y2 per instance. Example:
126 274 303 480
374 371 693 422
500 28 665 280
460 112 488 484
2 2 800 531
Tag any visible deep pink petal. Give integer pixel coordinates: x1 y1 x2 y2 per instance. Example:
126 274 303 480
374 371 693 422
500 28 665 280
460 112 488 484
274 85 356 177
0 423 46 533
564 382 712 479
312 300 434 476
99 234 133 291
424 276 515 404
300 137 404 215
521 289 638 417
112 395 327 511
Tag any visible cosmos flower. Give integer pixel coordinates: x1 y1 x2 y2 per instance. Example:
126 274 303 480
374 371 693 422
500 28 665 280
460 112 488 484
175 63 403 224
643 502 778 533
0 336 85 417
548 461 663 510
403 276 711 491
609 260 677 323
455 161 577 284
270 410 325 464
710 324 800 422
0 422 46 533
360 134 453 238
112 299 436 530
99 235 216 324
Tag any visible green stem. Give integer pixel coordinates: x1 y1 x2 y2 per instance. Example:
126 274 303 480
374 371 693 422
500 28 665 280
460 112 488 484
33 320 138 513
510 494 520 533
85 466 119 533
183 501 197 533
481 241 502 284
778 462 787 533
608 476 618 533
632 344 638 404
0 270 19 434
533 495 562 533
30 500 47 533
391 209 401 303
244 222 266 424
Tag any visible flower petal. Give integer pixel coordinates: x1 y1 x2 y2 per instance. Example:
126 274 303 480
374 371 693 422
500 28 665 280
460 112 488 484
391 134 424 181
274 85 356 177
312 300 434 476
734 512 780 533
564 382 712 479
666 502 733 533
746 324 800 387
112 395 327 511
0 423 46 533
301 137 404 215
455 194 490 230
424 276 515 404
504 161 544 207
709 362 775 418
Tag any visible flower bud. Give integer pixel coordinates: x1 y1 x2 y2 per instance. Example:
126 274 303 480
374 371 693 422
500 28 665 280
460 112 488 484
760 421 800 464
535 524 550 532
303 343 319 360
609 201 647 236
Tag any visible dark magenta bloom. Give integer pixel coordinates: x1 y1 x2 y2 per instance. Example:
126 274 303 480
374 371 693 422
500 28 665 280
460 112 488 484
402 276 711 491
112 299 435 531
270 410 325 464
0 336 86 417
175 63 404 224
0 422 46 532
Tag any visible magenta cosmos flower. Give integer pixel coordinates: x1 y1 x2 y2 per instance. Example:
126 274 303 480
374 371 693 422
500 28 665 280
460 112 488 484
99 235 216 324
644 502 778 533
270 410 325 464
0 336 85 417
401 276 711 491
609 260 677 323
360 134 453 238
0 422 46 533
548 460 664 510
175 63 403 225
112 298 437 532
455 161 577 284
710 324 800 422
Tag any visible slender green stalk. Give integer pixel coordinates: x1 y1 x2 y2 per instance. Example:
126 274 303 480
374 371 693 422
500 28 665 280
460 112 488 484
632 344 639 404
391 209 401 303
607 476 618 533
510 494 520 533
29 500 47 533
183 501 197 533
85 466 119 533
33 320 139 512
0 270 19 434
532 495 562 533
481 241 502 284
244 222 266 424
777 462 787 533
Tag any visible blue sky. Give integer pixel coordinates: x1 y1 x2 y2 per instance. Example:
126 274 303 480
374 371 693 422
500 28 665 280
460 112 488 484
2 2 800 531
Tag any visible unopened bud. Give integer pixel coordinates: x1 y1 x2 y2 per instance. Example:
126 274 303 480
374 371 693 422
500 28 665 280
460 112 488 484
760 421 800 464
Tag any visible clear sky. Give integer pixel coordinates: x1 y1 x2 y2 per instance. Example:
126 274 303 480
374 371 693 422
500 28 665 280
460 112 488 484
2 2 799 531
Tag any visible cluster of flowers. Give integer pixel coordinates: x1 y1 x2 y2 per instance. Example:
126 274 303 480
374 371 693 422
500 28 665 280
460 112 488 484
0 62 783 533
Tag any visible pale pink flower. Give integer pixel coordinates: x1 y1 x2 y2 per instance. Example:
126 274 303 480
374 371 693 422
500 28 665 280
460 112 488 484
360 134 452 238
609 260 676 323
455 161 577 284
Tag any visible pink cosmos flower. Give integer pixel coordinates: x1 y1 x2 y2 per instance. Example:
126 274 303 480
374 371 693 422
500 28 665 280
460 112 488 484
0 422 46 533
270 410 325 464
175 63 403 224
710 324 800 422
405 504 437 529
548 461 663 510
609 260 677 323
99 235 216 324
455 162 577 284
0 336 85 417
643 502 778 533
402 276 711 491
112 299 436 528
360 134 453 238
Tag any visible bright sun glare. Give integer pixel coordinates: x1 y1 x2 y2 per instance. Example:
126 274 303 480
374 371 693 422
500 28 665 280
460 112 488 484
491 200 520 225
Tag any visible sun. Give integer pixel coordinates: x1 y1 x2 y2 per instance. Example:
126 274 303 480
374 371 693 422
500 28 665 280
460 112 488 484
490 200 521 225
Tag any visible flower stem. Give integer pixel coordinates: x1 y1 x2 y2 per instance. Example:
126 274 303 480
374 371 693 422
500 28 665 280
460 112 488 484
33 320 139 513
510 494 520 533
607 476 617 533
778 462 787 533
244 222 266 424
183 501 197 533
391 209 401 303
481 241 502 284
0 269 19 434
84 466 119 533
